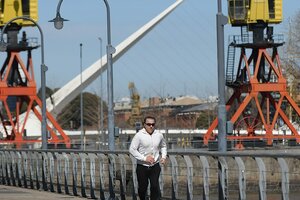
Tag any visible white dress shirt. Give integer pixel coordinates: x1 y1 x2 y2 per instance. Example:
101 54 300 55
129 128 167 166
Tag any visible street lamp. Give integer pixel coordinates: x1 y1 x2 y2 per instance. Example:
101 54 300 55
48 0 69 30
216 0 228 199
80 43 84 150
0 16 48 149
51 0 116 150
216 0 227 152
101 0 116 151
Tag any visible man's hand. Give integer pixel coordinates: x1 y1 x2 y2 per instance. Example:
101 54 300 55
160 157 167 165
145 155 155 165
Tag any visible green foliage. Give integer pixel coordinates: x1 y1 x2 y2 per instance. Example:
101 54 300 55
57 92 107 130
196 110 216 129
37 86 55 100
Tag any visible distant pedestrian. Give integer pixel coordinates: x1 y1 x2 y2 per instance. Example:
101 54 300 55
129 116 167 200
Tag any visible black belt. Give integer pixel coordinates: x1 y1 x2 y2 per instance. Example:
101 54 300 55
138 162 159 168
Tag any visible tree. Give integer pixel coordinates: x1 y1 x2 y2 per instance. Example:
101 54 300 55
281 10 300 122
196 109 217 129
37 86 55 105
56 92 107 130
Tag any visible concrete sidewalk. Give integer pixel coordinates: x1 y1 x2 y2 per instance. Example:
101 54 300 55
0 185 85 200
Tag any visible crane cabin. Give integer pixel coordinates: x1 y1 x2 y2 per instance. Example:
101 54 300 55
0 0 38 27
227 0 282 27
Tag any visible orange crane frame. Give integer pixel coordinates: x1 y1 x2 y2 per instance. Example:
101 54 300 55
0 49 70 148
204 43 300 147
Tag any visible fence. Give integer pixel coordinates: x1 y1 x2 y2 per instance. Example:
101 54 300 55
0 149 299 200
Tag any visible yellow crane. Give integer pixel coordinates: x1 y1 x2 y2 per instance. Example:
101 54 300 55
204 0 297 148
228 0 282 26
128 82 142 131
0 0 38 27
0 0 70 148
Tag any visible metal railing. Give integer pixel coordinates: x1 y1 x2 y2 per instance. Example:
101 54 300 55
228 34 284 45
0 149 299 200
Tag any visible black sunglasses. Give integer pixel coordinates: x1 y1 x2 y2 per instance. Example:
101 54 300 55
145 123 155 127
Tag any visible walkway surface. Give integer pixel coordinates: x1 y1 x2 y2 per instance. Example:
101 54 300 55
0 185 85 200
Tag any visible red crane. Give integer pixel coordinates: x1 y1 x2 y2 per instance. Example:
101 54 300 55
204 0 300 148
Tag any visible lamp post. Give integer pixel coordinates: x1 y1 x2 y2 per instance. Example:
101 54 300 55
216 0 227 153
102 0 116 151
80 43 84 150
0 16 48 149
216 0 228 199
51 0 116 151
98 37 104 149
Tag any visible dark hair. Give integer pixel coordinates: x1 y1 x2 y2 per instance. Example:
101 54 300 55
143 116 156 123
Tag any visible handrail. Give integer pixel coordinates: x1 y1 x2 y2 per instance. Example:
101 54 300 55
0 149 298 199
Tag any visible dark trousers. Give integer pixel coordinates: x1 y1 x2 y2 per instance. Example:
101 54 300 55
136 163 161 200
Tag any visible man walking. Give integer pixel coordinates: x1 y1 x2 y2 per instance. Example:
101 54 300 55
129 116 167 200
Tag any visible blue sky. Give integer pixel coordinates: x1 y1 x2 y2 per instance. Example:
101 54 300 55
9 0 300 101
